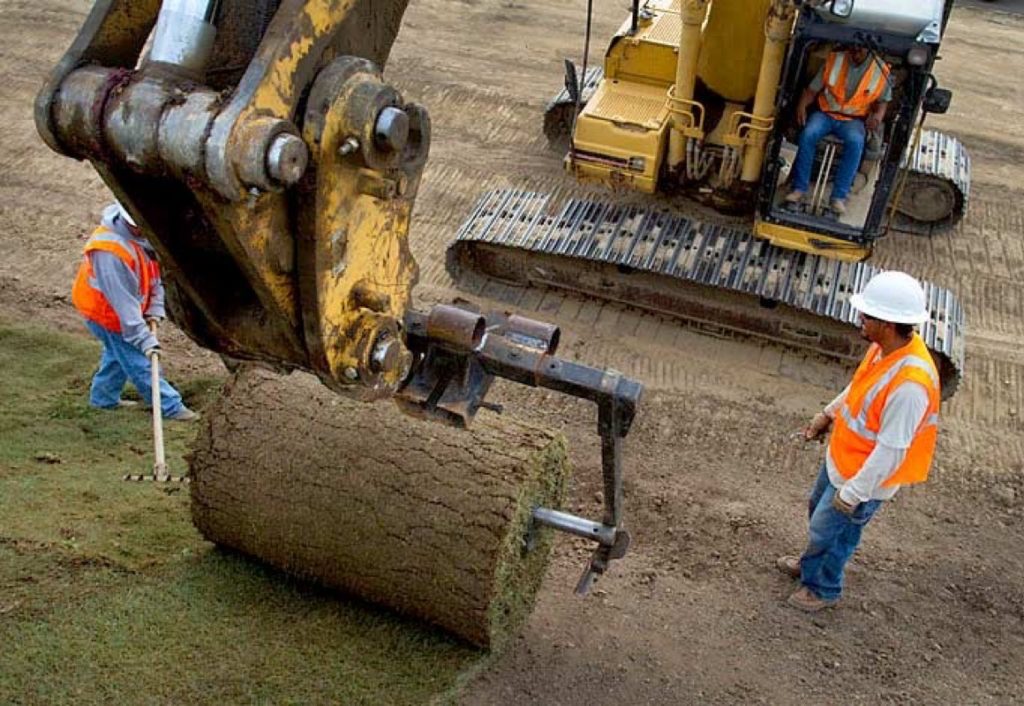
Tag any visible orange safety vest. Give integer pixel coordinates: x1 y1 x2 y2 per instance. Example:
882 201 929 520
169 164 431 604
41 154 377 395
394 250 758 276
817 51 891 121
71 226 159 333
828 333 940 488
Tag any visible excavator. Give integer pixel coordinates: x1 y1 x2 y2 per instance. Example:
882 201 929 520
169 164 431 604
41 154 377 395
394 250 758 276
35 0 642 624
34 0 967 642
449 0 968 398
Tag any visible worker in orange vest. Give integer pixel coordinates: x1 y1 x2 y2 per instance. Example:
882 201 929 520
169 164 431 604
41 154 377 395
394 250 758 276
785 46 892 215
777 271 940 611
72 203 198 422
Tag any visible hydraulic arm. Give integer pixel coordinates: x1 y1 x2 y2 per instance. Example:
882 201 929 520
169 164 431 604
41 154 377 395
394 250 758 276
37 0 425 396
37 0 641 590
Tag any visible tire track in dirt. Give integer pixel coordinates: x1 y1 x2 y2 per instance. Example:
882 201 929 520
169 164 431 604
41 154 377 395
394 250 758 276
0 1 85 27
392 78 568 175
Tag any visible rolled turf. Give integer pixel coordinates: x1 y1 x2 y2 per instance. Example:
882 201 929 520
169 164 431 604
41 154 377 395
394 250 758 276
189 367 571 649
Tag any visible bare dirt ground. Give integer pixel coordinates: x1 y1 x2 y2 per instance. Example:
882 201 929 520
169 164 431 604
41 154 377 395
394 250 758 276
2 1 1023 703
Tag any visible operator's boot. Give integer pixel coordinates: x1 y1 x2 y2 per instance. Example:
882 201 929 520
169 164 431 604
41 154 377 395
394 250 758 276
785 190 806 204
787 586 837 612
830 198 847 215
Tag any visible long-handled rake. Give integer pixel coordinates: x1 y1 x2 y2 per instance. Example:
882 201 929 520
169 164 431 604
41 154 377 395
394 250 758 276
123 322 190 483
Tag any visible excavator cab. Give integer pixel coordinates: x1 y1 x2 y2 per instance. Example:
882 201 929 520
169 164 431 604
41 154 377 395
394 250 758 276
753 3 960 260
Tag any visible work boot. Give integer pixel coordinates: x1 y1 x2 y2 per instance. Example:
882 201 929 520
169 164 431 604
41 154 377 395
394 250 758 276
830 198 847 215
167 406 200 422
787 586 837 612
775 555 801 580
115 400 139 409
785 190 806 204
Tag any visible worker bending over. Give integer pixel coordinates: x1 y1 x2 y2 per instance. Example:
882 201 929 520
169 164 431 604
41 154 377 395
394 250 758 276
778 271 940 611
72 203 198 422
786 46 892 215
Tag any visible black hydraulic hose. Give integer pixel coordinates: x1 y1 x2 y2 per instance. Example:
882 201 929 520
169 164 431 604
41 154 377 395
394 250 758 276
569 0 594 168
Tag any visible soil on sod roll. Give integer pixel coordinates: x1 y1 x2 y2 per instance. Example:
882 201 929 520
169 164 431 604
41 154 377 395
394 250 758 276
189 367 571 649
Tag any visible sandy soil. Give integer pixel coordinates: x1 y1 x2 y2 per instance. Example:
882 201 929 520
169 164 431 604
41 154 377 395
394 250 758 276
1 1 1022 703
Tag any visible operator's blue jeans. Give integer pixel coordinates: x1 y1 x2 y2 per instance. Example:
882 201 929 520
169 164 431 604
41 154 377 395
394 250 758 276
84 320 184 417
791 111 866 201
800 463 882 601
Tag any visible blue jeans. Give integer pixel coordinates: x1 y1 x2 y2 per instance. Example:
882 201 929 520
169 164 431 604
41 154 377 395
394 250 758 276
84 320 184 417
791 111 866 201
799 463 882 601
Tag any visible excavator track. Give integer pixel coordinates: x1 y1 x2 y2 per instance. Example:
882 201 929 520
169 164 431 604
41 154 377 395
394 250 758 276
447 189 965 399
892 128 971 236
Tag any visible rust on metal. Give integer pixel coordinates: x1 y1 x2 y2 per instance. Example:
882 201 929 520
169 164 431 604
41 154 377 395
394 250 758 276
504 315 561 355
426 305 486 352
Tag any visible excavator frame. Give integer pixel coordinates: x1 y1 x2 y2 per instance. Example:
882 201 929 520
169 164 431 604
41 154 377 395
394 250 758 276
448 0 968 398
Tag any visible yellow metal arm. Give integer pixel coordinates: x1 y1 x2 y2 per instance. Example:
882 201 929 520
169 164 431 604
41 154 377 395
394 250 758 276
37 0 426 397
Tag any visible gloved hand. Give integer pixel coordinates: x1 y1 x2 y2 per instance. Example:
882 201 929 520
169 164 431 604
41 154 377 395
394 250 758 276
145 345 161 360
831 493 858 517
803 411 832 441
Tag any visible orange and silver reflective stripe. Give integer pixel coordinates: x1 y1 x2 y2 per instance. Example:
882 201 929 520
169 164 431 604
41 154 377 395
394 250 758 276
858 355 939 413
839 355 939 438
916 412 940 434
864 62 884 96
84 231 143 291
827 52 847 88
838 355 939 439
821 53 847 114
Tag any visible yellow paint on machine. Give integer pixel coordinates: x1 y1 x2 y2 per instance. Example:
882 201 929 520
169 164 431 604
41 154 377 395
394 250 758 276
251 0 356 117
312 82 418 388
697 0 773 103
570 80 671 193
603 8 679 86
753 220 870 262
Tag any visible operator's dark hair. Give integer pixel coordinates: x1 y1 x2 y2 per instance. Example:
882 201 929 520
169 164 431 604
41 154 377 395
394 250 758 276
894 322 915 339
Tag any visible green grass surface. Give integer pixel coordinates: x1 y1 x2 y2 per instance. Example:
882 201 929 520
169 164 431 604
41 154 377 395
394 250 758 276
0 320 483 705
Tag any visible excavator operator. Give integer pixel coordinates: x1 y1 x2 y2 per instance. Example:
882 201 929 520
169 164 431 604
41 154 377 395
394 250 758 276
785 46 892 215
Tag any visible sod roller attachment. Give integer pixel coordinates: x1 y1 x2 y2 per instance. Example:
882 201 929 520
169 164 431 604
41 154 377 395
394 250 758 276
190 305 641 647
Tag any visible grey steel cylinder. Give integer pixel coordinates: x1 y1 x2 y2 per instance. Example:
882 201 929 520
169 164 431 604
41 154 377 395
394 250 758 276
505 315 560 354
265 133 309 186
148 0 219 75
531 507 617 547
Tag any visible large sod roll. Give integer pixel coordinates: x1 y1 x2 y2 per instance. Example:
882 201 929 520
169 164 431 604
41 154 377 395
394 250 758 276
189 367 571 649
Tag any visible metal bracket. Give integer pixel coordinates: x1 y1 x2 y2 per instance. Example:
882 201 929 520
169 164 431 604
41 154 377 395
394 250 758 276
397 304 642 594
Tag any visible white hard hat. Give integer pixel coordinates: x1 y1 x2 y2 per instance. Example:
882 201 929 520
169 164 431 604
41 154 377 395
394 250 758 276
111 201 137 228
849 271 929 325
